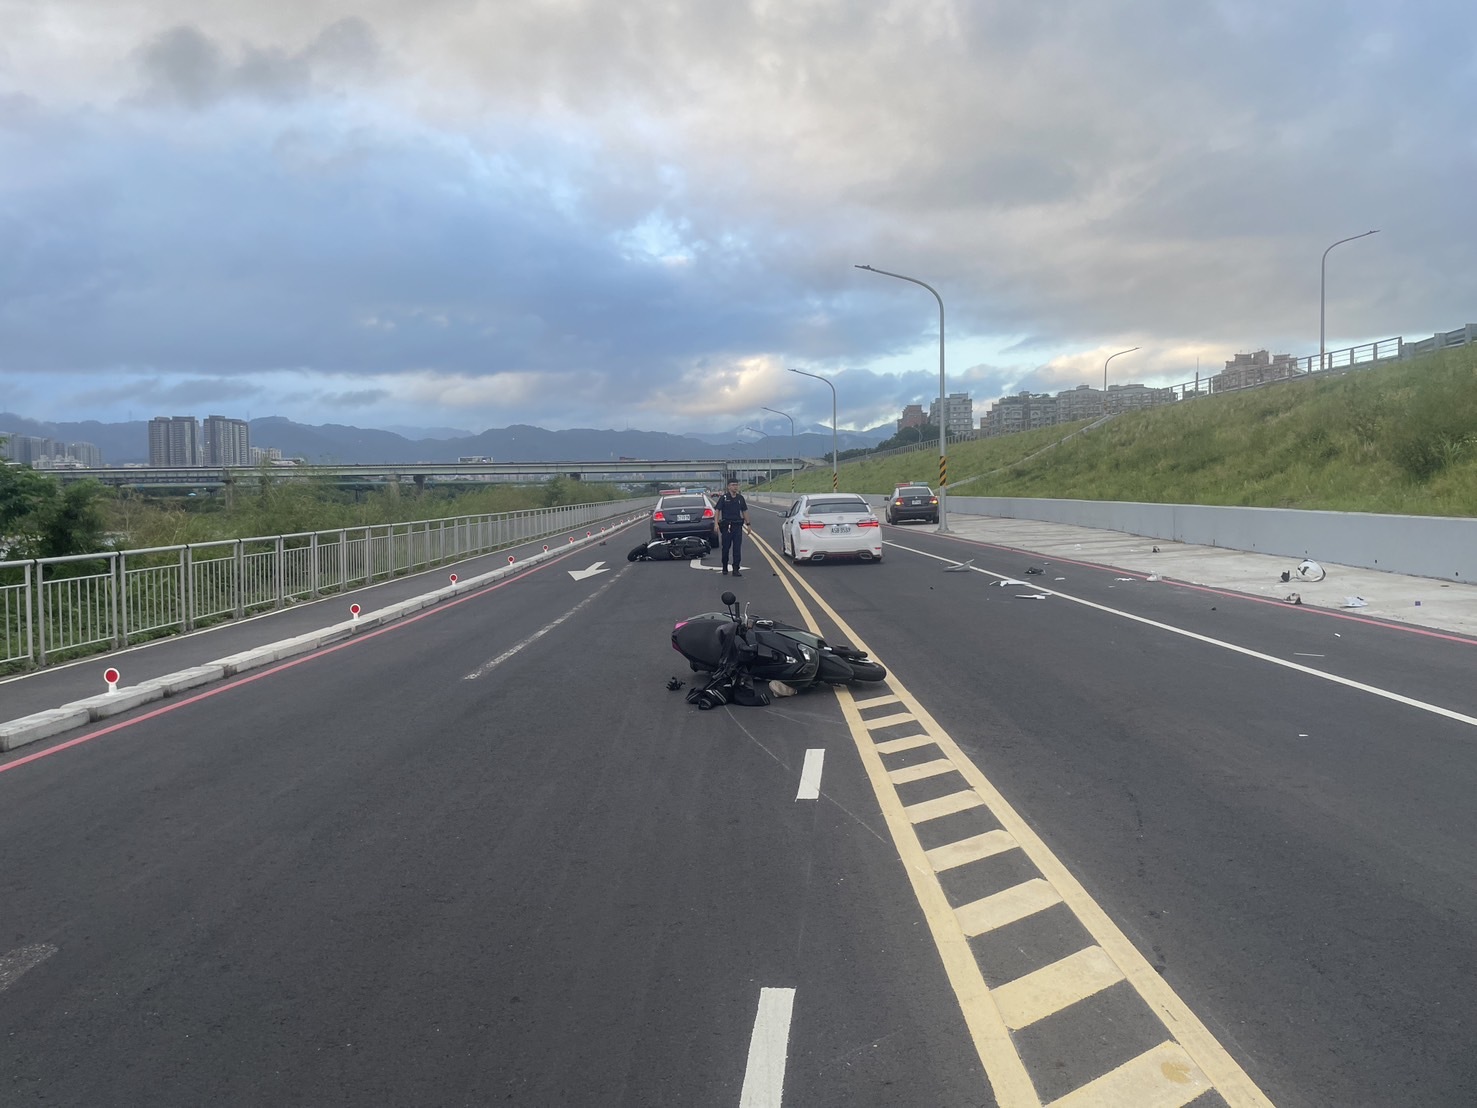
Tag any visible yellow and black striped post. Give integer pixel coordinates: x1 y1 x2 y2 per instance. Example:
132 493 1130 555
832 470 839 491
939 454 947 492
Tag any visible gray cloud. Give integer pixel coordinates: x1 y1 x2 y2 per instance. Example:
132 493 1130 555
0 1 1473 433
133 18 379 108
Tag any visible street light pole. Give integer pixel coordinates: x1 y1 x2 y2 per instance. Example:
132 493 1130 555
744 427 773 486
1321 230 1379 373
855 264 951 532
761 406 796 493
787 369 838 491
1102 347 1139 415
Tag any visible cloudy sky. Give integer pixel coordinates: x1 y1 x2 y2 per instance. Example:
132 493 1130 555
3 1 1473 437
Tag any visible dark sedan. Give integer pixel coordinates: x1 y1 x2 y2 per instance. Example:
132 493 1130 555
885 485 940 524
650 493 719 544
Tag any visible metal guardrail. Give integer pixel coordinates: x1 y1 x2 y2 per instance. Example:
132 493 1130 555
0 499 642 672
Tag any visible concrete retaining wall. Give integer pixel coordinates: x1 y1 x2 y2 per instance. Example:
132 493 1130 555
753 493 1474 582
944 497 1476 582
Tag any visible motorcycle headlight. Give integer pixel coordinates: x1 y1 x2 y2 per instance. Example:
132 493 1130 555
798 645 814 661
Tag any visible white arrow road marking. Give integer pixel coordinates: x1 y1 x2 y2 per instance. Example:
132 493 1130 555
740 987 796 1108
690 559 745 572
567 561 609 581
0 943 58 994
796 749 825 800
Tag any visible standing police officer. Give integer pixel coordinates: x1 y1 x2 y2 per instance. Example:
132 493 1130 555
713 479 750 576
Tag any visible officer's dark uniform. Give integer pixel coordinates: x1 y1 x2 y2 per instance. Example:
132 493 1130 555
714 487 748 575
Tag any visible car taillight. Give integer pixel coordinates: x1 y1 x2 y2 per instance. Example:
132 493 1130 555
893 499 903 506
858 519 880 528
798 521 827 530
930 498 938 504
653 510 666 521
702 508 714 518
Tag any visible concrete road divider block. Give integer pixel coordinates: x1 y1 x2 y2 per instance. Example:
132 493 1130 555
67 683 167 722
154 665 227 695
271 633 322 662
212 648 282 676
0 707 92 751
318 622 357 646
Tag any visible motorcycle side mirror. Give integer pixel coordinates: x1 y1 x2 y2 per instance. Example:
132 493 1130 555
720 591 737 606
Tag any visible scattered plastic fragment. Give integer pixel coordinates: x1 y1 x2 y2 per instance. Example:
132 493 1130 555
943 559 975 573
1146 574 1161 582
995 578 1028 586
666 677 686 691
1342 596 1368 608
1114 577 1134 581
1015 593 1048 600
1282 560 1327 583
1152 545 1161 553
1024 566 1045 575
1284 593 1302 605
1054 577 1066 581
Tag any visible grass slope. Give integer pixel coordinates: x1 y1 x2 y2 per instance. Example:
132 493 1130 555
764 343 1477 517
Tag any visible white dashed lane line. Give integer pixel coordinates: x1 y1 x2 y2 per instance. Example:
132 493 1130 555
795 748 825 800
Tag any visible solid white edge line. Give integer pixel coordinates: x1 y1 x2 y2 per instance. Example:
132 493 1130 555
892 541 1477 730
796 748 825 800
739 987 796 1108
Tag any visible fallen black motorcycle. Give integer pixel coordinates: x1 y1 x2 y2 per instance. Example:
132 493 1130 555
671 591 886 707
629 535 714 561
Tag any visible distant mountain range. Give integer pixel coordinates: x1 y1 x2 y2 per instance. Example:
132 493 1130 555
0 413 893 466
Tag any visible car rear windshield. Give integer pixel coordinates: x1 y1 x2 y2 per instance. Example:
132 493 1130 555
896 486 932 495
661 496 708 509
805 498 870 515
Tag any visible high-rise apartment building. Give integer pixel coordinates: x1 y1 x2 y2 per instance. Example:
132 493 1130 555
148 416 202 466
928 393 975 436
203 415 251 466
0 434 99 466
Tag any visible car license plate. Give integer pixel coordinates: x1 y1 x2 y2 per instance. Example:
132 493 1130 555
909 498 922 504
830 524 851 533
674 514 690 522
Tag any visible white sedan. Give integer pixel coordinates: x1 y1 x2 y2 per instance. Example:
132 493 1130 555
779 494 883 564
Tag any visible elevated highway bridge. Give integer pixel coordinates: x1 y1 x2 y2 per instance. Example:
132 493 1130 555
52 457 811 491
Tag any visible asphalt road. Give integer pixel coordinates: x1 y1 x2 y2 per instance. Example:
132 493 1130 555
2 509 1475 1106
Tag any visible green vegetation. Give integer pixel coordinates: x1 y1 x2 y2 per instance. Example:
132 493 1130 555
105 473 631 549
759 343 1477 517
0 460 108 558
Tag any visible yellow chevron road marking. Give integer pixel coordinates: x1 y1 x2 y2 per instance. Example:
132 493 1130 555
746 530 1277 1108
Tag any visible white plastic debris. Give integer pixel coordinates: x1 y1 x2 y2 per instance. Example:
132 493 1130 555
943 559 975 573
995 578 1028 586
1294 559 1326 582
1342 596 1368 608
1146 574 1161 582
1015 593 1048 600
